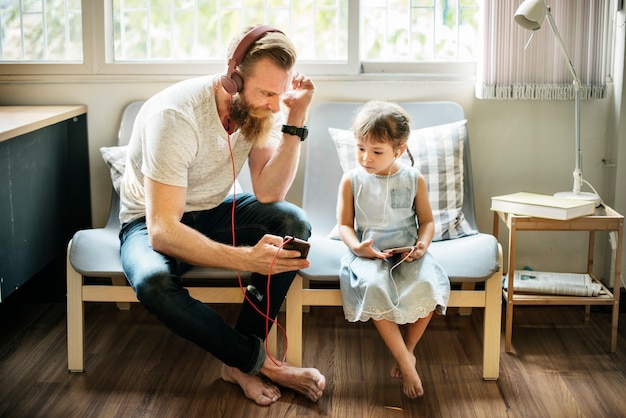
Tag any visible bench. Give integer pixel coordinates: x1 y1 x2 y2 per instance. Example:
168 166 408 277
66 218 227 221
67 100 502 381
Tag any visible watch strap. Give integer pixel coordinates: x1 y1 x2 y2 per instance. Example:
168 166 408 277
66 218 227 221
281 124 308 141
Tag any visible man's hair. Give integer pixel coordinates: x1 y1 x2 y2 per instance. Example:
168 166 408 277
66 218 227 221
228 26 297 79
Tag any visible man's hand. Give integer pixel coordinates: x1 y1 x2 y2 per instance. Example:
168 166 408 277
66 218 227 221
281 71 315 123
246 234 310 275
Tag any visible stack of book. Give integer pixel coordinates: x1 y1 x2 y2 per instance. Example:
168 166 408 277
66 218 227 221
490 192 596 220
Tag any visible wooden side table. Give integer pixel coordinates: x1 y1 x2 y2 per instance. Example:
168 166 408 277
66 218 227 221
493 205 623 353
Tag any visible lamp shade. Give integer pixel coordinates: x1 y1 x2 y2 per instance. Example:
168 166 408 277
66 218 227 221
514 0 547 30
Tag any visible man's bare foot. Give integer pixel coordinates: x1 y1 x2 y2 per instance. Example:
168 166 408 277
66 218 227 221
220 364 281 406
261 361 326 402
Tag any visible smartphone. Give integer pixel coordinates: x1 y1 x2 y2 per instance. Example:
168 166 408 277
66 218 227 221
383 246 415 254
283 236 310 259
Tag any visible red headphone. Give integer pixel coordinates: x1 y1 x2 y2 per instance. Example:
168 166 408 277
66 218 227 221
220 25 284 95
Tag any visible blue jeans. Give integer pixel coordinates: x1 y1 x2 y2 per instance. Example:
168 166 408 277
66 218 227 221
119 193 311 375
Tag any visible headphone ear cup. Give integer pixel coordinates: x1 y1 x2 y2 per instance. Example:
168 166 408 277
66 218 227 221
221 70 243 95
221 25 283 96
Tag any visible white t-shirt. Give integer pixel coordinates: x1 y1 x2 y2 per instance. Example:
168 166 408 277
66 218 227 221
119 74 279 224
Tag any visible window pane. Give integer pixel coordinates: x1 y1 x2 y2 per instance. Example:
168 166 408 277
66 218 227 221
0 0 83 62
361 0 479 62
112 0 348 62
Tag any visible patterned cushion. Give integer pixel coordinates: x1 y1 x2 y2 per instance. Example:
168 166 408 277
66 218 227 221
328 120 475 241
99 145 127 195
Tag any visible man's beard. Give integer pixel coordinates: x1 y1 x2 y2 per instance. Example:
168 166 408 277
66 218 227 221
230 95 274 147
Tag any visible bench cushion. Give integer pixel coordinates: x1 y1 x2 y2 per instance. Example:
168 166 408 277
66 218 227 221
301 232 500 284
70 226 250 280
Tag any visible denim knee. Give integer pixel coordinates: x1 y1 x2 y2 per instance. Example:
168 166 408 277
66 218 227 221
131 267 179 312
273 201 312 240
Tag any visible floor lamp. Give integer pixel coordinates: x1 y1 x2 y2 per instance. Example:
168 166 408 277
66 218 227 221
514 0 601 204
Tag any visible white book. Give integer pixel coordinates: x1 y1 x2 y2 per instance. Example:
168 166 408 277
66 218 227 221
491 192 595 220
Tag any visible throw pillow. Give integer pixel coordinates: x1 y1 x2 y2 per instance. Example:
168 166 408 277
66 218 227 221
100 145 127 195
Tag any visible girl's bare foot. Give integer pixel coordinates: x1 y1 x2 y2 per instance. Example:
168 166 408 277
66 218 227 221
398 353 424 398
220 364 281 406
261 362 326 402
390 362 402 379
400 366 424 399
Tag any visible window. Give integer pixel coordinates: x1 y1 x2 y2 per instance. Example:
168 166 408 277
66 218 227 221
18 0 619 83
1 0 478 74
0 0 83 62
361 0 479 62
111 1 478 64
112 0 350 63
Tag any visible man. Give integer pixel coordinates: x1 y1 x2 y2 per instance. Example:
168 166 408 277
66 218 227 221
118 25 324 406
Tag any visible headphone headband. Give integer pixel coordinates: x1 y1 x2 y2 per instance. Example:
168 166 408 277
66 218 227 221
221 25 284 95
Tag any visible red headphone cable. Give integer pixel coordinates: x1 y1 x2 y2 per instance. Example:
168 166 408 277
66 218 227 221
226 115 288 367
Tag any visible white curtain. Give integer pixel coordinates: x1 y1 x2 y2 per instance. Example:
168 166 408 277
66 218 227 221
477 0 611 100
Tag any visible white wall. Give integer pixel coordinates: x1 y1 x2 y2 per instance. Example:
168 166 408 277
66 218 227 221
0 73 620 283
606 9 626 289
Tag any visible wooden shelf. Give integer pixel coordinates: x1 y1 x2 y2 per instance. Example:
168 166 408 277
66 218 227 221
502 275 614 306
493 205 623 353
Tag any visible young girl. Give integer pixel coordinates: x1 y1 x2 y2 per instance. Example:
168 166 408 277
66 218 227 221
336 100 450 399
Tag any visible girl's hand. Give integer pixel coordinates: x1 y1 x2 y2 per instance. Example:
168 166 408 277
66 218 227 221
352 239 391 259
399 241 427 262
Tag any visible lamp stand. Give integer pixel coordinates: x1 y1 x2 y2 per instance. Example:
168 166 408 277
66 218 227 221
544 8 601 205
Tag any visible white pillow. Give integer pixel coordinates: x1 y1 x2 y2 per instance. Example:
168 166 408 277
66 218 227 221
328 120 475 241
100 145 128 195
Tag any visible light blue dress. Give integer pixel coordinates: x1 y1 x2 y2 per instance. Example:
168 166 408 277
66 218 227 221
339 165 450 323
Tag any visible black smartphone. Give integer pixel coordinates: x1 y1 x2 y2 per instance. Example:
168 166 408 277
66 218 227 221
383 246 415 254
282 236 310 259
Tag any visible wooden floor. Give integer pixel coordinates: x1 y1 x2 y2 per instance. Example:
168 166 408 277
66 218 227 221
1 270 626 417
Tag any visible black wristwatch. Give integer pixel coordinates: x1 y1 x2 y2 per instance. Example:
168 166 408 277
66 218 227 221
281 124 308 141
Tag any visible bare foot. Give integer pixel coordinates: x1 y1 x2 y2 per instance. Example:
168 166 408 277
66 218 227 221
398 354 424 399
390 362 402 379
400 366 424 399
220 364 281 406
261 362 326 402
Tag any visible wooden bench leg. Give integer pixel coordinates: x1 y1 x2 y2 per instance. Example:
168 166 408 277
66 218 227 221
286 274 304 367
482 249 503 380
111 276 131 311
66 242 85 372
301 277 310 313
266 323 278 358
459 282 475 316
